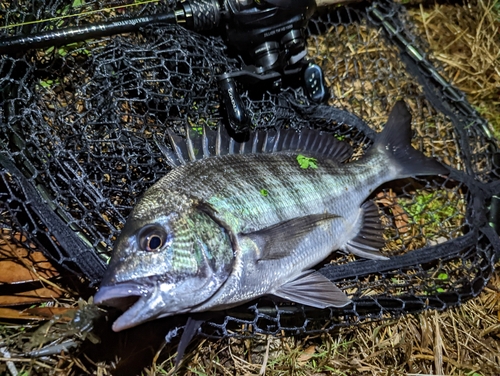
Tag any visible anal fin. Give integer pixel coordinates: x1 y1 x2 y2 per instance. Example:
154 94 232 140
345 200 389 260
272 270 351 308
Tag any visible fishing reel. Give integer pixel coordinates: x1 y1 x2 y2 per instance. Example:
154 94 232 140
0 0 329 138
177 0 328 137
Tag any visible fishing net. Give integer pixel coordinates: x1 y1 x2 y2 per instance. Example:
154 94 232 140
1 0 499 343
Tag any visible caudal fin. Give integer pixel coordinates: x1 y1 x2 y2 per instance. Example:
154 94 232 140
372 100 448 178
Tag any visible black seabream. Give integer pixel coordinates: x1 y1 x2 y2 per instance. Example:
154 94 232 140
94 101 448 332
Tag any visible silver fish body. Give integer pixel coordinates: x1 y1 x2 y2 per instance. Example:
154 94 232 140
94 101 448 331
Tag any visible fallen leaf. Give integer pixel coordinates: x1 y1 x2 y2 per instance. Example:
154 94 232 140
0 285 63 306
0 307 49 321
0 236 58 284
0 307 76 321
375 191 410 234
297 345 317 364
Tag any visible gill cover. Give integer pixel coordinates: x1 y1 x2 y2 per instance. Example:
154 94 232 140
94 206 234 331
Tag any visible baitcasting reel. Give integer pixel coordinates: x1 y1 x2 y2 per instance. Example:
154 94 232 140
169 0 329 137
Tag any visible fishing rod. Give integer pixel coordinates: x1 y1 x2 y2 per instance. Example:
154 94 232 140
0 1 220 55
0 0 345 136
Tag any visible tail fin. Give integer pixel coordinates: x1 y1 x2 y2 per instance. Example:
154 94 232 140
373 100 448 178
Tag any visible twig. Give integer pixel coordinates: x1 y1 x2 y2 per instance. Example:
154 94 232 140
259 336 271 376
0 336 18 376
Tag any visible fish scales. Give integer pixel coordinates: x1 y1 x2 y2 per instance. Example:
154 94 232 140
185 155 378 309
94 101 448 333
151 152 382 235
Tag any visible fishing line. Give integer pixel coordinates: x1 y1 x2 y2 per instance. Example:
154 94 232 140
0 0 160 30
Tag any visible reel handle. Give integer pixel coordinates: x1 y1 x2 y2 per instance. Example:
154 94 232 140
218 74 252 140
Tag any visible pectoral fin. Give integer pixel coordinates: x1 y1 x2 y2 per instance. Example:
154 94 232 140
245 213 341 261
272 270 351 308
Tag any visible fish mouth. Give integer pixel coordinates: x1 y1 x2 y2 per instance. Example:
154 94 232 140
94 284 152 332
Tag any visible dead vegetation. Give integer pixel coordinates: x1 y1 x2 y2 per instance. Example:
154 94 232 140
168 273 500 376
409 0 500 138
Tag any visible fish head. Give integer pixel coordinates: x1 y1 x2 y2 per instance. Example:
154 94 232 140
94 191 234 331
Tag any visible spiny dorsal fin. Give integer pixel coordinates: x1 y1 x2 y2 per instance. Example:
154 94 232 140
157 124 353 167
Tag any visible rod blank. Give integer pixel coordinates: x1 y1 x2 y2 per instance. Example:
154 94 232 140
0 12 176 55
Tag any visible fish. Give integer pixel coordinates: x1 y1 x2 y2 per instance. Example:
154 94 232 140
94 100 448 332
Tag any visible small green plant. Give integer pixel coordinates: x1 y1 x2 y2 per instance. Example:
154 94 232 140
466 372 483 376
423 271 451 295
297 154 318 169
437 273 449 280
391 277 405 285
475 105 500 140
39 79 55 88
334 134 346 141
260 189 269 197
399 190 463 236
436 272 449 293
191 126 203 135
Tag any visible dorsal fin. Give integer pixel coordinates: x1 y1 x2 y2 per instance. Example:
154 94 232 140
157 124 353 167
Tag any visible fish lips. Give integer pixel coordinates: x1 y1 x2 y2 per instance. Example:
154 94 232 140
94 283 153 332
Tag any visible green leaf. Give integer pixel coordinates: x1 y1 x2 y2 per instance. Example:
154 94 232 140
260 189 269 197
56 4 71 15
58 47 69 57
297 154 318 169
437 273 449 280
39 79 53 88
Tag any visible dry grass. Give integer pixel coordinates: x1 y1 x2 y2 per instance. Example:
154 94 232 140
409 0 500 138
32 260 493 376
147 271 500 375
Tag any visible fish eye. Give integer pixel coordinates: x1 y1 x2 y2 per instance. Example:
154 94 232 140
138 225 169 252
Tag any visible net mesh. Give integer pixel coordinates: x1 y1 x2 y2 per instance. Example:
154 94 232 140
1 0 499 339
